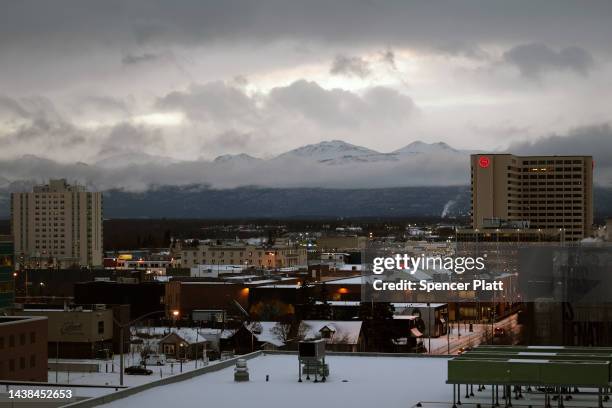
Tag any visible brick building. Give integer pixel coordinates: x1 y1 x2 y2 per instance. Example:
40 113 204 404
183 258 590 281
0 316 48 381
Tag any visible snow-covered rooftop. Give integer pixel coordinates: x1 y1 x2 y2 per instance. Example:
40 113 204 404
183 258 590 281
302 320 363 345
97 354 450 408
133 327 235 343
326 276 363 285
246 322 285 347
314 301 447 309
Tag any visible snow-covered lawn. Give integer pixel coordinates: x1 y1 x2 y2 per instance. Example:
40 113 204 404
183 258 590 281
99 354 452 408
43 355 216 399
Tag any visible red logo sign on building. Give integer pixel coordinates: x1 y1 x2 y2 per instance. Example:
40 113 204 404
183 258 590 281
478 156 490 168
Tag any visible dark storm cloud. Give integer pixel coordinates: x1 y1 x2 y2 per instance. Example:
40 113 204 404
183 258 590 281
71 96 130 117
330 55 372 78
2 118 85 147
433 41 490 60
509 124 612 184
0 96 84 148
2 1 612 52
122 53 160 65
0 96 62 122
99 123 164 156
509 124 612 164
380 49 397 69
503 43 595 78
156 79 417 129
268 80 366 127
267 80 416 127
0 96 30 118
156 81 257 122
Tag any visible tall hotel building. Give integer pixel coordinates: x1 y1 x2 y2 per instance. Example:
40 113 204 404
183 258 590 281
471 154 593 240
11 179 103 267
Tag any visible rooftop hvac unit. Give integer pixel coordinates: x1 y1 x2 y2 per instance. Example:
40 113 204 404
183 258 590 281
298 339 326 359
298 339 328 383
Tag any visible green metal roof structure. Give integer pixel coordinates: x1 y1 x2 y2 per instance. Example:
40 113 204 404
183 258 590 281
446 345 612 408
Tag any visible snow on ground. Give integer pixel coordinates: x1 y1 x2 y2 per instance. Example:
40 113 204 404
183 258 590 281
39 355 217 399
428 314 520 354
99 354 452 408
427 321 487 354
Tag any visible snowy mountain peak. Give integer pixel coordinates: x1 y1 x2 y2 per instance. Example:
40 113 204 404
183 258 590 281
213 153 261 164
393 140 459 154
276 140 379 161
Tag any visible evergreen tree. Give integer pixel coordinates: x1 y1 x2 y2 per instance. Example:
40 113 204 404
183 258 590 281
359 301 395 352
314 282 332 320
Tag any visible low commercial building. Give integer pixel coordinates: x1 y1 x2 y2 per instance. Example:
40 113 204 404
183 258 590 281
166 277 299 320
104 252 173 275
0 316 48 381
165 281 250 320
15 306 114 359
13 268 143 300
74 280 165 320
317 235 367 251
180 241 307 269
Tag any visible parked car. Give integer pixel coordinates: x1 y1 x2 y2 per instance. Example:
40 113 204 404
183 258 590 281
494 327 506 337
143 354 166 366
125 365 153 375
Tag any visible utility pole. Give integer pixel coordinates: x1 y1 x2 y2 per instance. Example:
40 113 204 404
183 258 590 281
114 310 165 386
55 341 59 382
427 302 431 354
447 313 450 355
195 328 199 369
119 327 124 386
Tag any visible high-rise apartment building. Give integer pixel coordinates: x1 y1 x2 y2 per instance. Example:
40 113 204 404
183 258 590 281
471 154 593 240
11 179 103 267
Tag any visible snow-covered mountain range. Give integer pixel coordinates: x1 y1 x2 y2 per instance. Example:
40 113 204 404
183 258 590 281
220 139 471 166
0 139 476 192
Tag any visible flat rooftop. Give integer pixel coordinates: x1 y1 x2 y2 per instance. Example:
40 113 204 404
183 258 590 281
98 354 450 408
0 315 47 325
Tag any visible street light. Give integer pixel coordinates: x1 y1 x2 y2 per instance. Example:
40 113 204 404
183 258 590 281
179 343 185 373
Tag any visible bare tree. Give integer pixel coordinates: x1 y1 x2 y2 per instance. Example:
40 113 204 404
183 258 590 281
295 321 309 341
271 321 310 345
271 322 292 344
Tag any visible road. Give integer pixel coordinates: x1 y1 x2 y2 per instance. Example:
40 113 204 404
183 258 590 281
428 313 520 355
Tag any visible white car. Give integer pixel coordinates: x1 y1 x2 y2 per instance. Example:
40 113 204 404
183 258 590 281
143 354 167 366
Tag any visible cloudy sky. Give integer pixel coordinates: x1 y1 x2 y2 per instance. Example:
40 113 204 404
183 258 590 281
1 1 612 188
